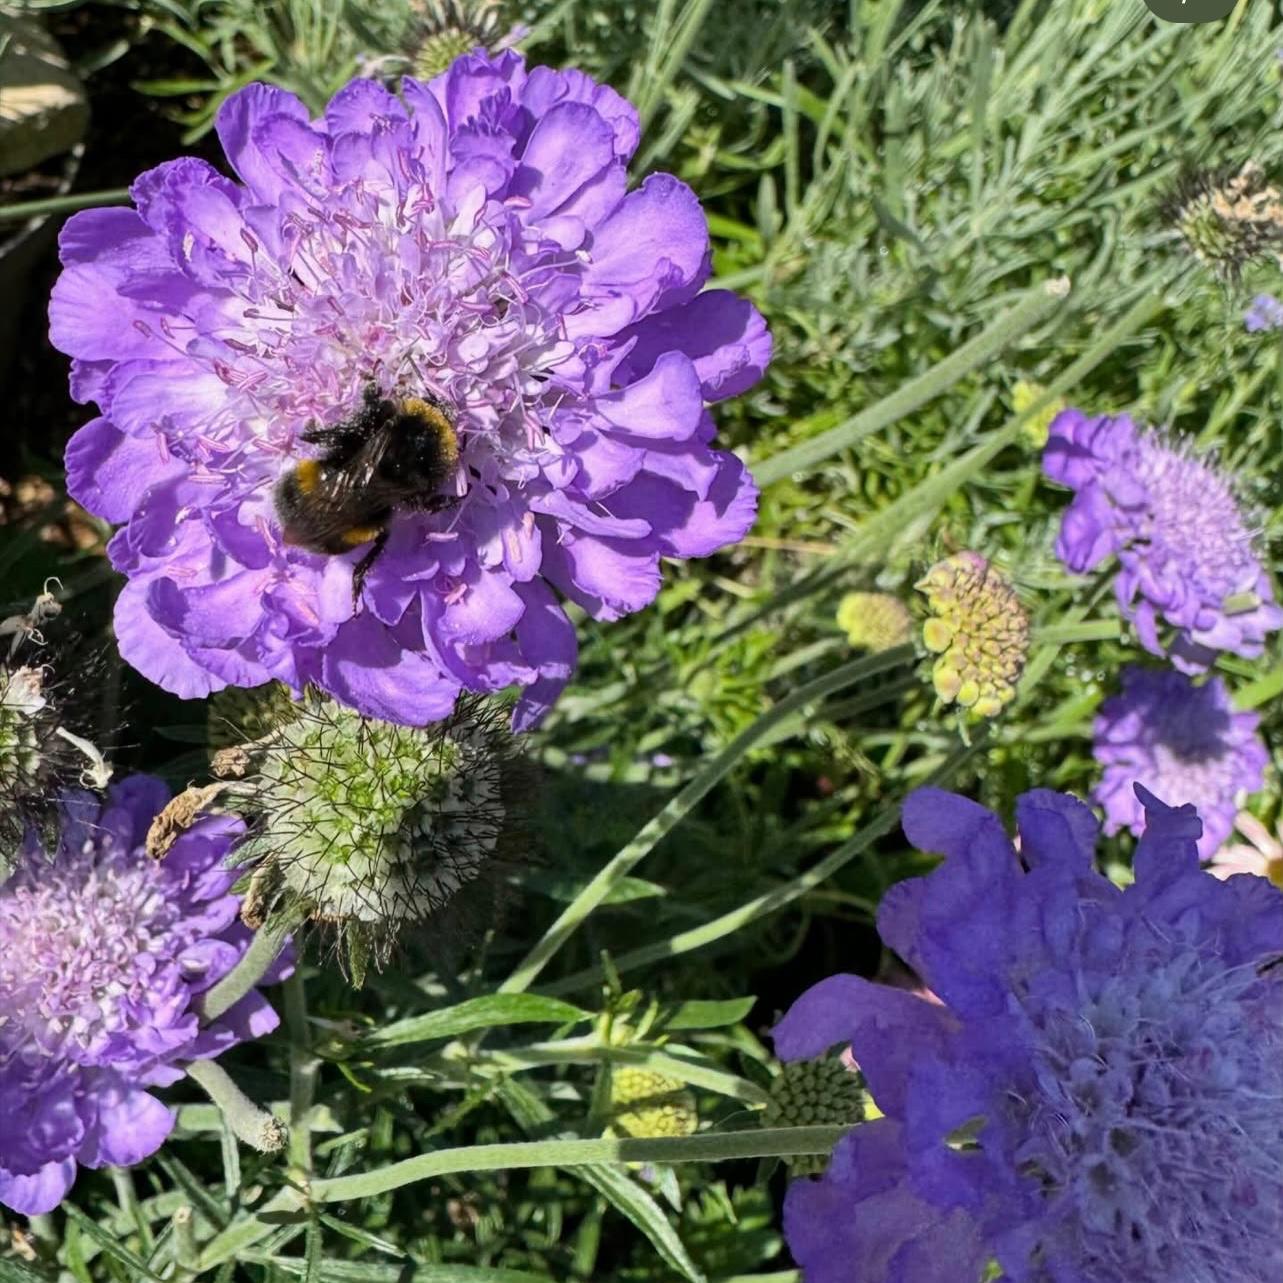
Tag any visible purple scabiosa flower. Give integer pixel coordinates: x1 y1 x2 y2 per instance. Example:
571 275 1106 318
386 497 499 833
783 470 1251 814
0 776 288 1215
1093 665 1267 859
49 54 768 730
1245 292 1283 331
1043 408 1282 672
772 785 1283 1283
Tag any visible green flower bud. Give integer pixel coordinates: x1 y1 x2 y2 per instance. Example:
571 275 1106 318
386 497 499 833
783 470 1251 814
219 690 528 984
608 1068 698 1139
916 552 1029 719
410 0 513 79
836 592 913 652
762 1057 864 1176
1010 380 1065 449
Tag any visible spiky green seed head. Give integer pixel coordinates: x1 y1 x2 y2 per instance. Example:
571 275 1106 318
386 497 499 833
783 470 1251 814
220 690 526 983
916 552 1029 719
836 592 913 652
208 680 301 751
608 1068 698 1139
1167 162 1283 279
410 0 510 78
763 1056 864 1176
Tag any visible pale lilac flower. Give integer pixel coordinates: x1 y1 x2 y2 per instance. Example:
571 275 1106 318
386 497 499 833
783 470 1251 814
0 777 288 1215
50 54 767 729
1043 409 1282 671
1245 292 1283 331
1093 665 1267 859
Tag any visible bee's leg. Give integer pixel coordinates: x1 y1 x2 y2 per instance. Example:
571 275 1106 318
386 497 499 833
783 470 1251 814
351 529 390 607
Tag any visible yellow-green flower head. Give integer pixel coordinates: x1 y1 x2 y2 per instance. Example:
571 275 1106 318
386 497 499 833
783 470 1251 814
917 552 1029 719
219 690 526 983
1166 162 1283 279
1011 380 1066 449
762 1056 864 1176
836 592 913 652
608 1068 697 1139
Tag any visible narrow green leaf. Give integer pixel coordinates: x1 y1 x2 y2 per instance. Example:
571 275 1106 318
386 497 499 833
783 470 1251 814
62 1205 162 1281
247 1260 554 1283
0 1261 50 1283
662 997 757 1030
363 994 590 1049
314 1214 404 1258
577 1163 706 1283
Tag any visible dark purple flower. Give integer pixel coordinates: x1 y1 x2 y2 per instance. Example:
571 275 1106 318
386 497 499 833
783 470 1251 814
49 55 767 730
773 786 1283 1283
1245 292 1283 332
1043 409 1282 672
0 776 289 1215
1094 665 1267 859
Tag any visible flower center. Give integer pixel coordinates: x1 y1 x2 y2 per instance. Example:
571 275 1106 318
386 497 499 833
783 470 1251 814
1135 435 1258 597
1017 940 1283 1280
0 843 186 1062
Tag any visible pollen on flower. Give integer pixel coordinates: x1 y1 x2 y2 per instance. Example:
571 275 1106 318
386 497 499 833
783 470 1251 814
836 592 913 652
218 690 527 982
916 552 1029 718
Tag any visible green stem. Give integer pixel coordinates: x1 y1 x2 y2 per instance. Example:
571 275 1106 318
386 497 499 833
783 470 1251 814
1031 619 1120 645
196 1123 849 1263
186 1059 287 1154
111 1167 152 1254
540 735 981 998
0 187 131 223
170 1205 200 1277
753 276 1070 486
283 971 319 1181
196 912 295 1023
499 644 914 995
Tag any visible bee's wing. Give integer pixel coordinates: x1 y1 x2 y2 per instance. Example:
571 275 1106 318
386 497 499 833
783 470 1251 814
301 431 397 546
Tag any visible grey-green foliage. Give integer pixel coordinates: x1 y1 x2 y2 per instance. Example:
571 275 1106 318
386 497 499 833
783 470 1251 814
552 0 1283 789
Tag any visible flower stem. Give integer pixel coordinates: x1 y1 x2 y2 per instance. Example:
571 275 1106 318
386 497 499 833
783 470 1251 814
186 1059 287 1154
283 971 318 1181
111 1167 152 1254
195 1125 848 1266
1032 619 1121 645
0 187 132 223
196 912 295 1023
754 276 1071 487
499 644 915 995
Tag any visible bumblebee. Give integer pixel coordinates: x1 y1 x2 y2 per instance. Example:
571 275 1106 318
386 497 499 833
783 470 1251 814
275 383 461 598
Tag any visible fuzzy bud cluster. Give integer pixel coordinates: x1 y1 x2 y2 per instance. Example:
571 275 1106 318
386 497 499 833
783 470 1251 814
762 1056 864 1176
917 553 1029 718
608 1068 698 1140
836 592 913 652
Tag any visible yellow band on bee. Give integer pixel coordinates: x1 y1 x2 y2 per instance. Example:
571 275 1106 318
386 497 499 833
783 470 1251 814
341 524 383 547
293 459 321 494
401 398 460 466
